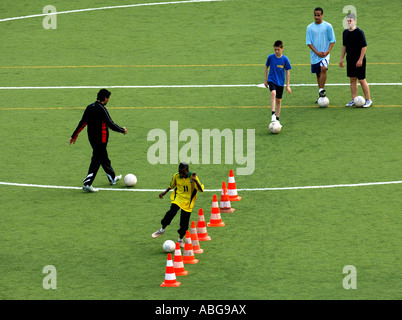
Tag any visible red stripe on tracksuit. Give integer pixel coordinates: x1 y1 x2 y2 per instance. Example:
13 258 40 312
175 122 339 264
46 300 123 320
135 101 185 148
101 121 107 143
73 122 87 140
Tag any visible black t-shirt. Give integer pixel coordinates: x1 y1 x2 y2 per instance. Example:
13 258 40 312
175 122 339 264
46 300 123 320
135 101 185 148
342 27 367 62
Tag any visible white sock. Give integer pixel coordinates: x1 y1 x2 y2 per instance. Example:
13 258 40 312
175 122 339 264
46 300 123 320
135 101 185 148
178 238 183 242
160 227 165 232
319 88 324 92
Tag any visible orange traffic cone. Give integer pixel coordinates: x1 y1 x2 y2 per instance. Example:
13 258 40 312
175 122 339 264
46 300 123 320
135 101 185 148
197 208 211 241
173 242 189 276
228 169 241 201
207 194 225 227
190 221 203 254
160 253 181 287
220 181 235 213
183 231 199 264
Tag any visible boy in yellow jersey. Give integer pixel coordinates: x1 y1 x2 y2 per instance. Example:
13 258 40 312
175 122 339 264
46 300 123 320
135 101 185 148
152 162 204 247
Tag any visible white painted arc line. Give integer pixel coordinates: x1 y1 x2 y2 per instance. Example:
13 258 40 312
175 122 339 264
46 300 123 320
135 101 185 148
0 83 401 90
1 180 401 192
0 0 228 22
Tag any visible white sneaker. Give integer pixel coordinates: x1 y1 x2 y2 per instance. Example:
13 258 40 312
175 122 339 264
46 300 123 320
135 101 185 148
276 120 282 128
110 174 122 185
345 99 355 107
178 238 184 248
82 185 98 192
271 113 276 122
363 100 372 108
151 228 165 239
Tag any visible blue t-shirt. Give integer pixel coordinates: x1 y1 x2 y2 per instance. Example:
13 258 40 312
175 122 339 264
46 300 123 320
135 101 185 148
265 54 292 87
306 21 336 64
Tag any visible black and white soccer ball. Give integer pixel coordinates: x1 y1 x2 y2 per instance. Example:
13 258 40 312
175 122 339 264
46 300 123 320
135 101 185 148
124 173 137 187
269 121 282 134
317 97 329 108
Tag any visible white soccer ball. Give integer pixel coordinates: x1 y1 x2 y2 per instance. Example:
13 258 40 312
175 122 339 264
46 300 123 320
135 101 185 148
317 97 329 108
163 240 175 253
269 121 282 134
124 173 137 187
354 96 365 107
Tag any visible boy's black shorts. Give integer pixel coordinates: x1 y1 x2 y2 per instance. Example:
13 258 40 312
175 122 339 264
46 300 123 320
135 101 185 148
268 81 284 99
347 59 366 80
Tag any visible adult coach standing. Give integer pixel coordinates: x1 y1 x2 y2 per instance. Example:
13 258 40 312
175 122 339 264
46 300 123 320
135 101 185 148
339 13 372 108
306 7 336 103
69 89 127 192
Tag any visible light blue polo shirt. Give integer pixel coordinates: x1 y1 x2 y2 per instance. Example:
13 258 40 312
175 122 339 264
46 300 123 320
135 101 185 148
306 21 336 64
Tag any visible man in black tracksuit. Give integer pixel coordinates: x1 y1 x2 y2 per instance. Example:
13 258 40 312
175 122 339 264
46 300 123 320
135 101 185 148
69 89 127 192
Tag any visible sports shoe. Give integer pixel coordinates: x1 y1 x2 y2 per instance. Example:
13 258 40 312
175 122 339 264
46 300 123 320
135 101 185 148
151 228 165 239
319 89 326 97
345 99 355 107
271 113 276 122
82 185 98 192
178 238 184 248
110 174 122 185
363 100 372 108
276 120 282 128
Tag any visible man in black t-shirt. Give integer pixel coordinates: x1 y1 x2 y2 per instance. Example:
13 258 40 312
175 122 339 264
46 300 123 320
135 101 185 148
339 13 372 107
69 89 127 192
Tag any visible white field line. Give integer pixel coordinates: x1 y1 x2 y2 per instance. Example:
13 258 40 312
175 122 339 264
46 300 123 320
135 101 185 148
1 180 401 192
0 0 227 23
0 83 401 90
0 84 257 90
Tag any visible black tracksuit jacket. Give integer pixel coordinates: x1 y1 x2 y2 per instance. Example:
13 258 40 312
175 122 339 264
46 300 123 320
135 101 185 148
71 101 125 145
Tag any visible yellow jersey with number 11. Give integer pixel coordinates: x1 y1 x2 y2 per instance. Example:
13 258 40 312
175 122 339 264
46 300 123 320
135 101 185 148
169 172 204 212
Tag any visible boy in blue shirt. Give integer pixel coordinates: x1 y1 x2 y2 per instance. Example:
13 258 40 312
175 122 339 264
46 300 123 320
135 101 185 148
264 40 292 127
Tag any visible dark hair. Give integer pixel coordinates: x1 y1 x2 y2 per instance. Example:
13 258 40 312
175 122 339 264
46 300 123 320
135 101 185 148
179 162 189 171
274 40 283 48
97 89 111 101
314 7 323 14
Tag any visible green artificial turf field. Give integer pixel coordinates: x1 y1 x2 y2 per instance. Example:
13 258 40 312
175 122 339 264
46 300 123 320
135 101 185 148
0 0 401 301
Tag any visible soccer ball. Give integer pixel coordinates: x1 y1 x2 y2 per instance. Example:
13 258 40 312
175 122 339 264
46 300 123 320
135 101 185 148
317 97 329 108
163 240 175 253
269 121 282 134
354 96 365 107
124 173 137 187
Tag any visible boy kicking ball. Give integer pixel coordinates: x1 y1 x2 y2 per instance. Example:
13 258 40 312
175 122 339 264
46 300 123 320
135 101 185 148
264 40 292 128
152 162 204 247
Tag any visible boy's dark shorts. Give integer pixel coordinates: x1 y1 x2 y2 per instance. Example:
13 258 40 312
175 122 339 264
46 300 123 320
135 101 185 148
268 81 284 99
347 59 366 80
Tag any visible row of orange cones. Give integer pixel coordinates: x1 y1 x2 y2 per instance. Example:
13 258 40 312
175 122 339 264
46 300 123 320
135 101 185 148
161 170 241 287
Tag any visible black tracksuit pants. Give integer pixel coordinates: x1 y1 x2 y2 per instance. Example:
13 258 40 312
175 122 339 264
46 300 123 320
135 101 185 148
161 203 192 239
83 142 115 186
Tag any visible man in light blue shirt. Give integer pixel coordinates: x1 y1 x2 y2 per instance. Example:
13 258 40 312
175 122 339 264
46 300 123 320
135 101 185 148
306 7 336 103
